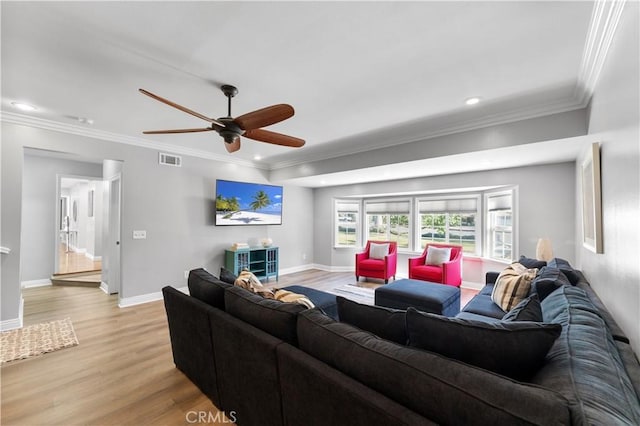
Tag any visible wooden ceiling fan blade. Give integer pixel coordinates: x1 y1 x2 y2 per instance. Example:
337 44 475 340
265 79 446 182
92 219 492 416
243 129 305 148
143 128 214 134
139 89 225 127
224 137 241 153
234 104 294 130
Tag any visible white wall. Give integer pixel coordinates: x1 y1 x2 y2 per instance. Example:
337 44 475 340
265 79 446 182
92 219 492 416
20 154 102 282
313 162 576 283
1 122 314 324
579 4 640 355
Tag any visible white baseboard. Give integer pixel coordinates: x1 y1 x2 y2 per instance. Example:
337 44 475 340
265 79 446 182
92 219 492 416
311 264 353 273
85 253 102 261
279 264 316 276
461 281 484 291
0 297 24 331
100 282 109 294
118 285 188 308
21 279 52 288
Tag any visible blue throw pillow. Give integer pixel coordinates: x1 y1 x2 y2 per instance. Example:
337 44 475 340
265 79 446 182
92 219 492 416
517 255 547 270
406 308 561 381
502 293 543 322
547 258 580 285
531 267 572 301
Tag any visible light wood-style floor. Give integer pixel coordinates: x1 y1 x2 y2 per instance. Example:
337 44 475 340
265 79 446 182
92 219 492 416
58 243 101 275
1 269 477 426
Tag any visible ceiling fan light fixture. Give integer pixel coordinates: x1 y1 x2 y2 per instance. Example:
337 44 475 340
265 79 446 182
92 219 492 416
221 130 240 144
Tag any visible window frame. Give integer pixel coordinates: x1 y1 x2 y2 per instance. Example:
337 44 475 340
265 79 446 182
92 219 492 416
334 199 361 248
364 198 412 252
484 188 518 262
414 194 481 255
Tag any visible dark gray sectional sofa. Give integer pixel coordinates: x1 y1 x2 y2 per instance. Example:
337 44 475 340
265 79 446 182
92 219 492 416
163 265 640 425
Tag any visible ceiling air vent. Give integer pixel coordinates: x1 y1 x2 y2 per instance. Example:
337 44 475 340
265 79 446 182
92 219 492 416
159 152 182 167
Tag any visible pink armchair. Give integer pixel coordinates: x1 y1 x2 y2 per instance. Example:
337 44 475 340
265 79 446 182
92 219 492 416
355 241 398 284
408 243 463 287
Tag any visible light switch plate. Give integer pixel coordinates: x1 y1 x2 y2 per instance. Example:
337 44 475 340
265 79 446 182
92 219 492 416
133 230 146 239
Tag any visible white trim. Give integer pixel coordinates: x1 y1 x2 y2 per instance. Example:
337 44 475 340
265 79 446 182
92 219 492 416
461 281 484 291
21 279 52 289
0 297 24 331
1 111 261 169
100 282 109 294
118 286 188 308
311 264 354 273
279 264 316 276
575 0 627 105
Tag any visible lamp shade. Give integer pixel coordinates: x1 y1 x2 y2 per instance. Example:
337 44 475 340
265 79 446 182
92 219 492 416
536 238 553 261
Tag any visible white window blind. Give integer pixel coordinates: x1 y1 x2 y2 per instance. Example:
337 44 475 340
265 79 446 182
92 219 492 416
365 200 411 214
419 198 477 213
487 194 512 211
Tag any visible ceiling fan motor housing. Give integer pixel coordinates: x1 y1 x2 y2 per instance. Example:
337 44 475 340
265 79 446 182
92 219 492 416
218 117 243 143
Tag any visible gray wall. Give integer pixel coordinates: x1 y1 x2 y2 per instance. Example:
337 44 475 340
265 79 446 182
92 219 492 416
21 154 102 282
313 162 576 280
1 123 314 323
579 4 640 355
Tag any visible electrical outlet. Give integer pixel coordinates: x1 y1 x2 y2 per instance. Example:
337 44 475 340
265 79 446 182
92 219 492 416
184 270 189 279
132 230 146 239
302 253 307 261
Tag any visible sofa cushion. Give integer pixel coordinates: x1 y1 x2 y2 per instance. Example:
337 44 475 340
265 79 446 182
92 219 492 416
219 267 237 285
461 292 506 318
534 285 640 424
491 263 537 311
517 255 547 269
336 296 407 344
406 308 561 381
502 293 543 322
224 286 306 345
282 285 338 320
297 309 571 425
547 258 580 285
531 266 572 301
188 268 231 309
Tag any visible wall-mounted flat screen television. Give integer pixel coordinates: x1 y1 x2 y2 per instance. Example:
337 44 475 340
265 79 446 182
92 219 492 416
215 179 283 226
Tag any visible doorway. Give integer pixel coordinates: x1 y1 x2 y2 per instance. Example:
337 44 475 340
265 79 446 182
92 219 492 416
53 176 103 285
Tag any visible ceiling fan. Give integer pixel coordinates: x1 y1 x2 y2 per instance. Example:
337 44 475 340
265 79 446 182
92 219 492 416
139 85 305 153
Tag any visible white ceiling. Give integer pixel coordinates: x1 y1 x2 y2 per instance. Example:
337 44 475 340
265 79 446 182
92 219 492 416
2 1 598 186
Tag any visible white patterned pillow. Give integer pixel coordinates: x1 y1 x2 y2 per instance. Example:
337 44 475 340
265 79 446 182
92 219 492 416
491 263 538 312
369 243 390 260
425 246 452 266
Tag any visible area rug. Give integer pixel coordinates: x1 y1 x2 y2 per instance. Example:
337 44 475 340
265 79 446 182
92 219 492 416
328 284 375 305
0 317 79 364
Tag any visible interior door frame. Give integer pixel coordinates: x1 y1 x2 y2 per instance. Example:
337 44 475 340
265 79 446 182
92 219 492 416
107 174 122 296
54 174 100 274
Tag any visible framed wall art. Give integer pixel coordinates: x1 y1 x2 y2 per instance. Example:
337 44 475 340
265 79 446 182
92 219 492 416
581 142 603 253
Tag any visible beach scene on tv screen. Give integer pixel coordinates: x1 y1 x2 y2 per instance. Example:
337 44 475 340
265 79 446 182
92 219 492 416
215 180 283 225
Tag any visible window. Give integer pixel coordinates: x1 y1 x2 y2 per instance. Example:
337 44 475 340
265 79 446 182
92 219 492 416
417 197 479 255
486 191 514 261
335 200 360 247
365 200 411 249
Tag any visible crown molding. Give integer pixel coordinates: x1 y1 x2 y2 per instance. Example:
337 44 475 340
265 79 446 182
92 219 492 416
268 95 586 171
575 0 627 105
0 111 263 169
270 0 627 172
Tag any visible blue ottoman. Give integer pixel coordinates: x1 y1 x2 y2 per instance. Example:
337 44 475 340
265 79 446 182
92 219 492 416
374 279 460 316
281 285 338 320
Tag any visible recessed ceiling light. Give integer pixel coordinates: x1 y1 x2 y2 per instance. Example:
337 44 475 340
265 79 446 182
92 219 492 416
465 97 481 106
11 102 37 112
253 155 262 161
